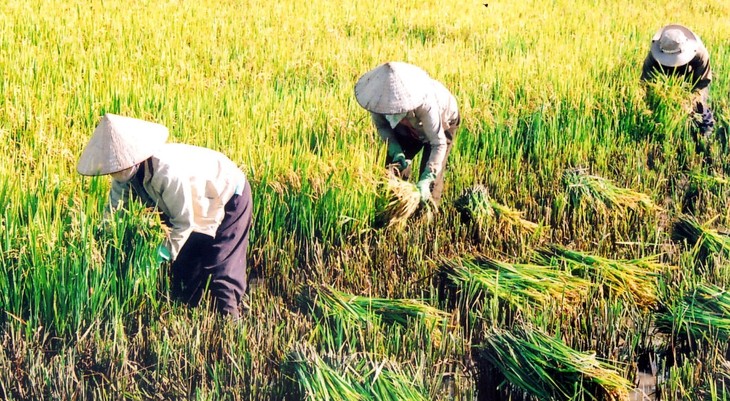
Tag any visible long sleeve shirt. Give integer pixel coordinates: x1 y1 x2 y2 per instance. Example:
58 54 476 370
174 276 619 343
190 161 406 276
107 143 247 260
640 44 712 104
371 79 459 177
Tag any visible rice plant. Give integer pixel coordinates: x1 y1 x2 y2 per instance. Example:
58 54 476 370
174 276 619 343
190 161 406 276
287 343 430 401
536 245 665 309
374 172 425 229
476 326 632 401
311 284 449 336
656 283 730 344
563 168 659 214
440 255 590 313
672 214 730 258
454 185 538 233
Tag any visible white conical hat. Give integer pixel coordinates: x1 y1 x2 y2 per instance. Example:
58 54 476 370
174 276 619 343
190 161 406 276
354 62 432 114
77 113 169 176
650 24 699 67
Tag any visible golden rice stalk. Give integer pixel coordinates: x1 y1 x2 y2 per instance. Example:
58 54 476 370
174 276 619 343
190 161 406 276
455 185 538 233
563 168 659 214
375 172 425 228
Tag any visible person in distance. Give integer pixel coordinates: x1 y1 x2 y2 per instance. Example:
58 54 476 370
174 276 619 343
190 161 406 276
354 61 460 206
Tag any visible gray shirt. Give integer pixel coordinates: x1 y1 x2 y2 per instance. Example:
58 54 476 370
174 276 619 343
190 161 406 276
371 79 459 176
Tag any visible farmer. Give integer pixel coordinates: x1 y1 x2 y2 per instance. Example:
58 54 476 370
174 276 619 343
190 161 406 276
77 113 252 318
640 24 714 137
355 61 460 206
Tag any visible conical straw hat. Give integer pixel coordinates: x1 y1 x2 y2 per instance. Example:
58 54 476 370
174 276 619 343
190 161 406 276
650 24 699 68
77 113 169 176
354 62 431 114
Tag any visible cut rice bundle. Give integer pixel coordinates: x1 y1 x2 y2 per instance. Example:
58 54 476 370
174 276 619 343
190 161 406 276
536 245 664 309
375 173 428 228
454 185 538 233
563 168 659 214
312 284 450 344
672 214 730 257
656 283 730 343
477 326 632 401
287 343 430 401
440 255 589 312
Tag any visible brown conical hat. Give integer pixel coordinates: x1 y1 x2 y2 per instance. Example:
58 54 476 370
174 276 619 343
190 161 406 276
650 24 699 68
77 113 169 176
354 62 431 114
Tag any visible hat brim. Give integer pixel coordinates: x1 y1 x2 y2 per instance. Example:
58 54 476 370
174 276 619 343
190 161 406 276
77 114 169 176
354 62 431 114
650 24 699 67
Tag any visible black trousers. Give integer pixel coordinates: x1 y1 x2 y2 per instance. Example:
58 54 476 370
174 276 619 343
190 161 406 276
170 181 252 318
385 115 460 205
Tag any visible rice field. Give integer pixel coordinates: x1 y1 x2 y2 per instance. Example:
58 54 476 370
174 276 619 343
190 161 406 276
1 0 730 399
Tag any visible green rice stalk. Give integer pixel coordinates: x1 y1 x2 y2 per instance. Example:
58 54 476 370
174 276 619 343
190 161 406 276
536 245 663 309
287 343 365 401
672 214 730 256
358 358 430 401
454 185 538 232
313 284 449 343
656 283 730 343
440 256 589 312
563 168 659 214
477 326 632 401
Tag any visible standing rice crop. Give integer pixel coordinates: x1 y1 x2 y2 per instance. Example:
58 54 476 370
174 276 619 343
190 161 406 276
536 245 664 309
477 326 632 401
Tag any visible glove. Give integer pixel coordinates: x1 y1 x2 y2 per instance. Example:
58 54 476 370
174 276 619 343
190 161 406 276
392 153 411 171
387 141 404 159
157 245 171 263
416 171 436 204
696 104 715 138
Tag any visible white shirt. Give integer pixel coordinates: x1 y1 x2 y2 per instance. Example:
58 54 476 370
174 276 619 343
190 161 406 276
107 143 247 260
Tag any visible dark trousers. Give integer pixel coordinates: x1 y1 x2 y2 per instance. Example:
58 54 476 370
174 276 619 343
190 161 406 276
170 181 252 318
386 116 460 205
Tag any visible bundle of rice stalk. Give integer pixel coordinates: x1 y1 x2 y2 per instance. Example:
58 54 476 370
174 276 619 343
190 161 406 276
287 343 365 401
357 357 430 401
440 256 589 312
672 214 730 256
478 326 631 401
689 171 729 189
454 185 538 233
643 74 696 135
536 245 663 309
563 168 659 214
656 283 730 343
314 284 449 339
375 172 428 229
